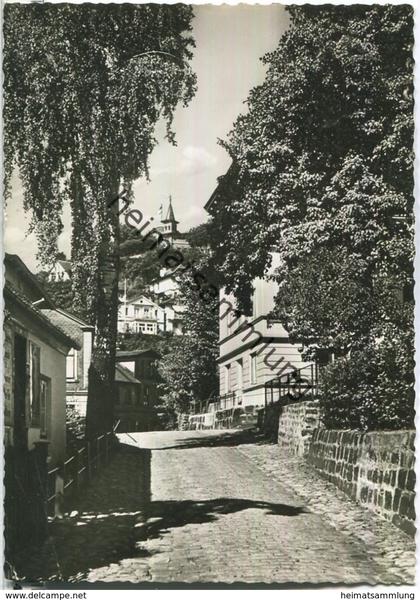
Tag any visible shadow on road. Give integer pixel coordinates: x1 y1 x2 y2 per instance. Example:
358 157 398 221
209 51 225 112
136 497 307 544
11 444 153 584
156 428 269 450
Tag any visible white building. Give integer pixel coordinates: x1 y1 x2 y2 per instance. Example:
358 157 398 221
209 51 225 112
48 259 72 282
149 266 181 300
216 253 314 412
118 294 163 335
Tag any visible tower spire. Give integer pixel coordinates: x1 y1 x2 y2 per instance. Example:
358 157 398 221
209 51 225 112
162 195 179 225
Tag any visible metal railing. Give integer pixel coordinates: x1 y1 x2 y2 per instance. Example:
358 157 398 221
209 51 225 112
265 363 319 407
210 391 243 412
46 431 116 517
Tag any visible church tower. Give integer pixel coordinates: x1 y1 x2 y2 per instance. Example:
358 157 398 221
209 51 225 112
161 196 179 240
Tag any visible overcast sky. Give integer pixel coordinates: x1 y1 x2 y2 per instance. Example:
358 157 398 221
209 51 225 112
5 4 289 271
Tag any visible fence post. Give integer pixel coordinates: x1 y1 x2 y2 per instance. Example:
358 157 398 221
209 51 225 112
75 449 79 491
97 436 101 470
87 441 92 481
55 471 64 518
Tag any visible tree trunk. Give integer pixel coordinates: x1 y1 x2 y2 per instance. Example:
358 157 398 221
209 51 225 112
85 187 120 440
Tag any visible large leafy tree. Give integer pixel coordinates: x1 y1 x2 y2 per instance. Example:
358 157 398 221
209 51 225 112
4 4 196 437
209 5 414 428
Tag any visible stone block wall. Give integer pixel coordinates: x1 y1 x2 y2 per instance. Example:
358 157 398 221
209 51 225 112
277 400 321 456
307 429 416 536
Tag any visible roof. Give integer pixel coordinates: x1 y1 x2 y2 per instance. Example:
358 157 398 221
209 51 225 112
115 363 141 384
204 161 237 214
56 260 72 275
40 309 91 347
125 294 161 309
5 253 55 308
161 196 179 224
116 348 161 360
5 284 80 350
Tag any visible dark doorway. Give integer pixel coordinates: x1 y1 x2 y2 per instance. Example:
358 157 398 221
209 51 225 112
14 333 28 450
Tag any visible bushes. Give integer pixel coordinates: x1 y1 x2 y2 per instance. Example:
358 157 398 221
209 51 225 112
320 335 414 430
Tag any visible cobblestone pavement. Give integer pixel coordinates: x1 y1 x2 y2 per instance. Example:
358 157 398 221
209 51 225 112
238 440 415 585
13 429 415 586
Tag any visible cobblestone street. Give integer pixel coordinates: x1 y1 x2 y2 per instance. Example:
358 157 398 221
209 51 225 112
15 429 415 586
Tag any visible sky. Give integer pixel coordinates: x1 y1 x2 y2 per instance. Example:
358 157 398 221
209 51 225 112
5 4 289 271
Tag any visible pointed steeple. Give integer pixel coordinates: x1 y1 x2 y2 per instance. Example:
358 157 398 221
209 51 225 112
162 195 179 225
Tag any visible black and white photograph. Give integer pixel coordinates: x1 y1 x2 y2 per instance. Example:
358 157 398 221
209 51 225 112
2 0 417 590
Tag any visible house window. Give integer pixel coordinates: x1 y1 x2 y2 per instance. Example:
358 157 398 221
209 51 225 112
250 353 257 385
225 364 231 392
40 375 51 439
66 348 78 380
237 358 243 390
144 307 150 317
134 307 140 318
29 342 41 427
146 323 154 332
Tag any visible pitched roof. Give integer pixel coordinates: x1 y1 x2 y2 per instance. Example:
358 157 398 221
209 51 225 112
57 260 72 275
115 363 141 384
204 161 238 214
40 309 88 347
161 196 179 224
5 284 80 350
4 253 55 308
125 294 161 308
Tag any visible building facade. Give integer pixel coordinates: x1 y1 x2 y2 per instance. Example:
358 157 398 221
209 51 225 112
4 254 78 465
118 294 164 335
216 255 313 412
40 308 94 417
114 349 162 432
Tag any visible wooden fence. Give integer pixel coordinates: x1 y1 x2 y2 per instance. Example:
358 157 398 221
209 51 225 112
47 431 117 517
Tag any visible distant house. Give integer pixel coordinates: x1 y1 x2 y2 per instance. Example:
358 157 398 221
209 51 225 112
40 308 94 417
118 291 184 335
118 294 164 335
4 254 79 465
149 266 181 301
148 266 185 335
48 259 72 282
114 349 162 432
158 297 185 335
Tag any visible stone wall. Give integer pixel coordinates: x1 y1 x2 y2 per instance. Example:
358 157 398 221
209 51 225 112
277 400 321 456
307 429 416 536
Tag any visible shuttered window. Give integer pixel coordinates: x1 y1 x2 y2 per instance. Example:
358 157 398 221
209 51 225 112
29 342 41 426
66 348 78 380
40 375 51 438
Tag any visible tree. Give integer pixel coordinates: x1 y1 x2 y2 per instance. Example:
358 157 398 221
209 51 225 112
4 4 196 437
209 5 414 429
158 250 219 418
184 221 213 248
